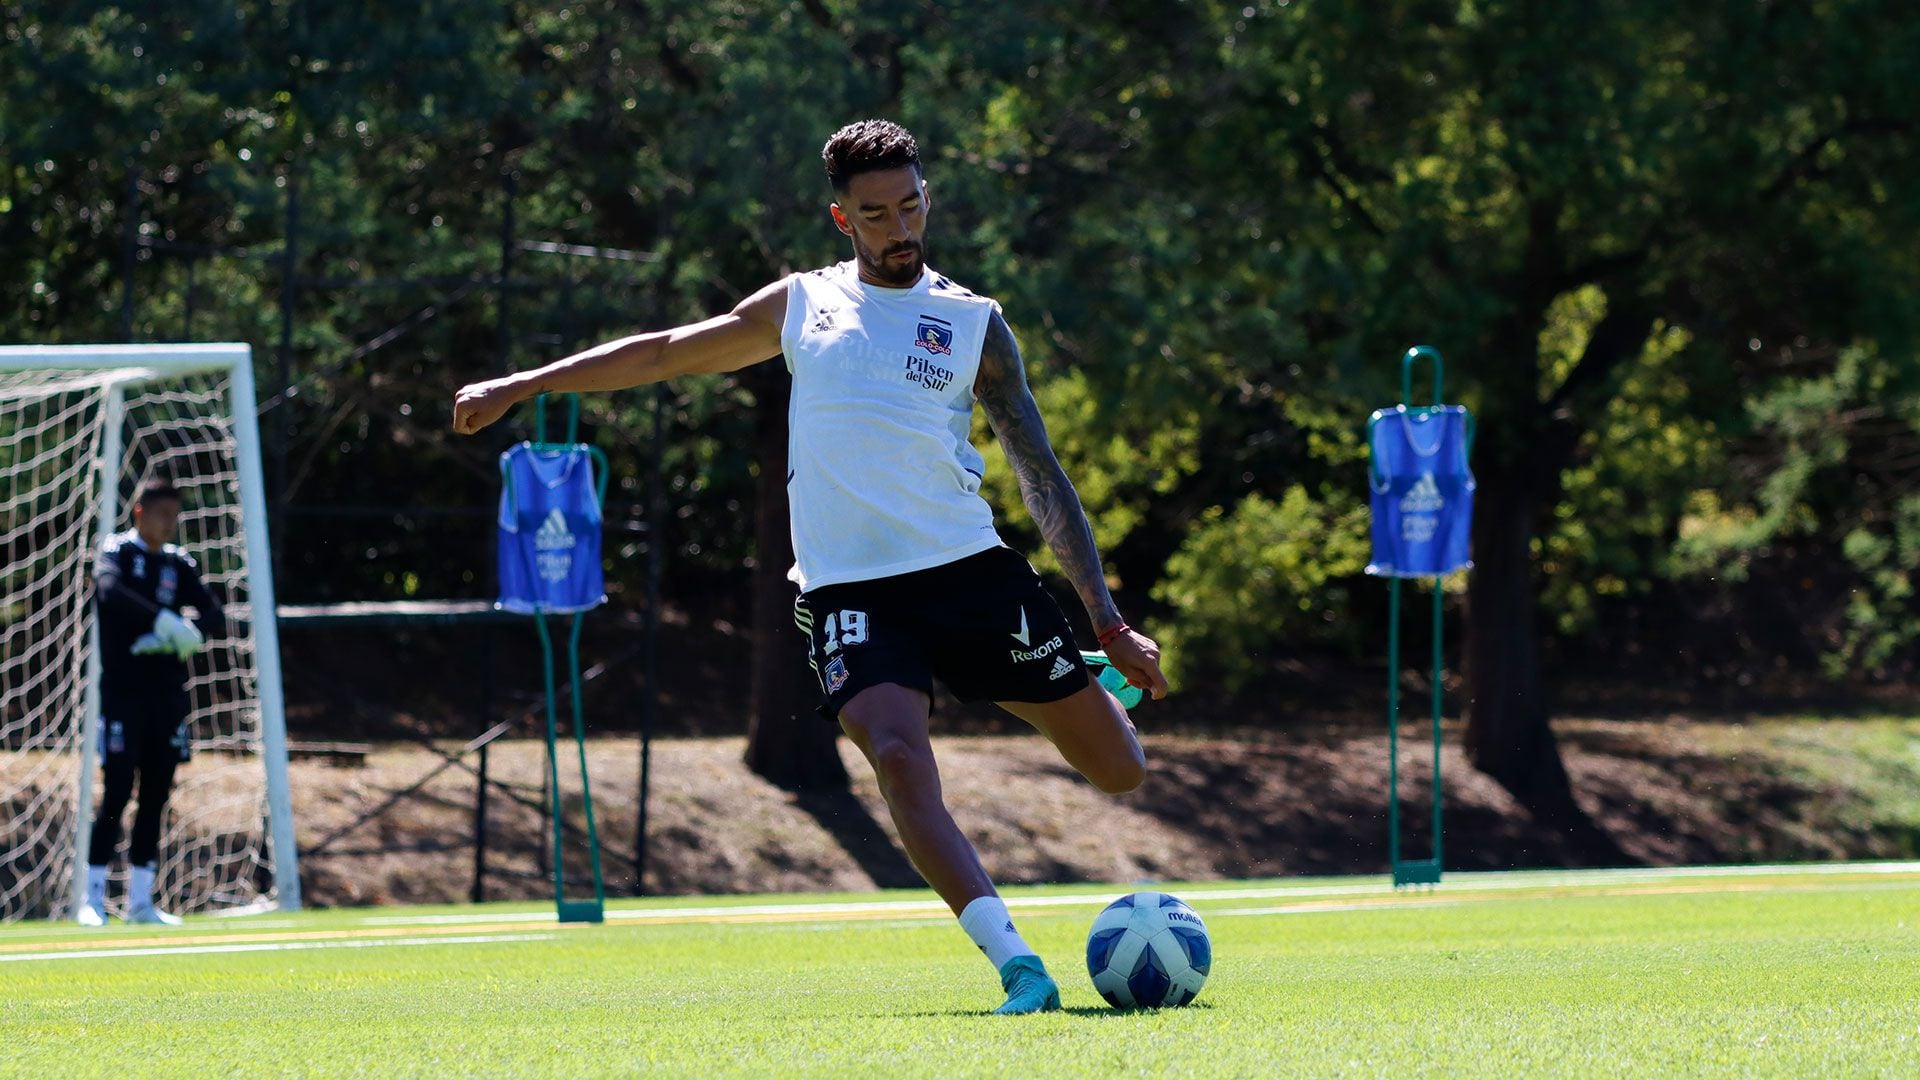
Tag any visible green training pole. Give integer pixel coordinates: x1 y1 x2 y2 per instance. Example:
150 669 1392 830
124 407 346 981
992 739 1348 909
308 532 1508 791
536 612 564 910
1387 576 1402 875
1387 345 1446 888
538 611 605 924
568 610 606 916
529 391 606 924
1430 572 1445 875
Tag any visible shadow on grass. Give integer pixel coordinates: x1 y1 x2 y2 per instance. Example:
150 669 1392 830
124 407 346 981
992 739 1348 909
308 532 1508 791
788 789 922 889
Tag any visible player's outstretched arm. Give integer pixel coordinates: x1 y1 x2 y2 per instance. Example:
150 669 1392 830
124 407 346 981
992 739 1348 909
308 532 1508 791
975 307 1168 700
451 278 788 435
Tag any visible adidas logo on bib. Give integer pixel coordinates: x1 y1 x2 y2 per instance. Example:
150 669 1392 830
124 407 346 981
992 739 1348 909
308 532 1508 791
534 509 575 583
535 508 574 551
1048 654 1074 680
1399 473 1444 513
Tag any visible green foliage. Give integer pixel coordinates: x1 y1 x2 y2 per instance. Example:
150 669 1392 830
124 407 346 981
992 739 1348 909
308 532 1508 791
1152 486 1371 691
6 0 1919 691
977 363 1203 579
1537 295 1723 635
1675 346 1920 675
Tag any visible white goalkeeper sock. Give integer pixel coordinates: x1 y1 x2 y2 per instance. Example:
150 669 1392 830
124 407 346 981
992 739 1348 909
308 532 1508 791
958 895 1035 971
85 864 108 910
129 864 156 910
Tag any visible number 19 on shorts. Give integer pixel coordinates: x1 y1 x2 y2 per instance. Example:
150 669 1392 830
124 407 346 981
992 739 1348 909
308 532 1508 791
821 610 868 653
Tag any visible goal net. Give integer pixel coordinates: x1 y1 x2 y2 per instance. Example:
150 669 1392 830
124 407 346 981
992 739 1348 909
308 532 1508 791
0 344 297 921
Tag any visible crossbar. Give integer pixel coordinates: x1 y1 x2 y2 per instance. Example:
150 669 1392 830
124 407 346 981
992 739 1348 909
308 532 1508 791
0 342 251 376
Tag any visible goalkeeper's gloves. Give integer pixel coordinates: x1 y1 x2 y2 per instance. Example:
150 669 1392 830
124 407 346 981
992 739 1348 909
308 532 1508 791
131 632 173 656
152 608 205 659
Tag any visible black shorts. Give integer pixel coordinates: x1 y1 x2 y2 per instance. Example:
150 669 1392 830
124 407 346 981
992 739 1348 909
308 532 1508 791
796 546 1092 720
98 687 191 768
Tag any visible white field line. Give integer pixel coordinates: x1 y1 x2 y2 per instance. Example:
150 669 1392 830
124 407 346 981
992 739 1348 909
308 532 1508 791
8 861 1915 954
1211 899 1473 917
357 860 1920 928
0 932 553 964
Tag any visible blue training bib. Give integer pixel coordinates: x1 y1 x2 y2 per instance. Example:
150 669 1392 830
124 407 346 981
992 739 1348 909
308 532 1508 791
497 443 606 614
1366 405 1474 578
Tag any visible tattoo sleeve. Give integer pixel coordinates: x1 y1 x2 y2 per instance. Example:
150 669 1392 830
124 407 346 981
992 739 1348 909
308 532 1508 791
974 306 1124 634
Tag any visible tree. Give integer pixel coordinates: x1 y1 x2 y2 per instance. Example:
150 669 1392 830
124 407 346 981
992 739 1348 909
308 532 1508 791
1369 2 1916 831
939 1 1920 840
12 0 1917 802
739 357 847 789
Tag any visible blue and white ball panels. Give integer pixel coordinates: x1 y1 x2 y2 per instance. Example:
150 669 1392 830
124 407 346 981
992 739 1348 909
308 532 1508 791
1085 891 1211 1009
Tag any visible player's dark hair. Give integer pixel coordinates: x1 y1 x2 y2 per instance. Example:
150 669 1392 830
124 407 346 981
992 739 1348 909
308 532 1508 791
822 119 921 193
135 477 181 506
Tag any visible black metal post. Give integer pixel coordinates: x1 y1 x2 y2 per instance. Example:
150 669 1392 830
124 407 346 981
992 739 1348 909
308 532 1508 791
120 167 139 342
471 740 490 904
183 256 197 342
635 384 665 895
497 170 515 375
275 166 300 574
472 628 496 904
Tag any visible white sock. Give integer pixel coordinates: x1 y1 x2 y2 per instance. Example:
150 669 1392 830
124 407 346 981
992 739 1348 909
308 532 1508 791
130 864 156 910
958 896 1036 971
86 865 108 910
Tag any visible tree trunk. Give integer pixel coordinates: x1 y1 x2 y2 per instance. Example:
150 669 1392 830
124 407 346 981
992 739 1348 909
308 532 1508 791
742 361 849 791
1462 463 1625 863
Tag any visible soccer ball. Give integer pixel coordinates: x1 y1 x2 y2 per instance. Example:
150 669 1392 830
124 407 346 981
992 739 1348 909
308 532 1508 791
1085 891 1211 1008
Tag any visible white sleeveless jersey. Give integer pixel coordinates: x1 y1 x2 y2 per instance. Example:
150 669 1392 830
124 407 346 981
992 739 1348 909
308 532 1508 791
780 260 1005 590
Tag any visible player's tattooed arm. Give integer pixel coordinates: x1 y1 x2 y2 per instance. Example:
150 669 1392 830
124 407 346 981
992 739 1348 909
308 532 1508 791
975 306 1124 635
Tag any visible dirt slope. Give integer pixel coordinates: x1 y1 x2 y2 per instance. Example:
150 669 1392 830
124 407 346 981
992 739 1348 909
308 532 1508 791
290 718 1920 906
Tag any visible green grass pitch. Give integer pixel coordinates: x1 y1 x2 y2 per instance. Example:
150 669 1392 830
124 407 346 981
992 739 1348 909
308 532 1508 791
6 864 1918 1077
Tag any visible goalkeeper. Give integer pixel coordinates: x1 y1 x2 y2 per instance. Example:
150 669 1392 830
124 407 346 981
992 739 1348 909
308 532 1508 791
76 478 224 926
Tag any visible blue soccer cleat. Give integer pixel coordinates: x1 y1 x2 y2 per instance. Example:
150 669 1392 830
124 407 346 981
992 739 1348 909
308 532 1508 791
1082 651 1145 709
993 954 1062 1015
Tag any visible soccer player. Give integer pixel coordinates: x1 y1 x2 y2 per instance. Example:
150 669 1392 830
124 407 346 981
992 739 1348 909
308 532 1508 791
77 477 224 926
452 120 1168 1013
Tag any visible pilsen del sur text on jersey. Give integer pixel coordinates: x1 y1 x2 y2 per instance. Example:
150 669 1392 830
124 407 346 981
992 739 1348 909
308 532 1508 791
903 354 954 392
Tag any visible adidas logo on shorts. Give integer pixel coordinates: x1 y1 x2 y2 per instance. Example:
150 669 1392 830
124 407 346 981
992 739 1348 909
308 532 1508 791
1048 654 1074 681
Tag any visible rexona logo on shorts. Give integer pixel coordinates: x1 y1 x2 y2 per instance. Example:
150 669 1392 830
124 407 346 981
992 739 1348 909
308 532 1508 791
1010 635 1066 663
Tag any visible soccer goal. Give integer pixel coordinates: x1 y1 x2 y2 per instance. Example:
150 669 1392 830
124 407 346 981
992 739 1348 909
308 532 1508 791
0 344 297 921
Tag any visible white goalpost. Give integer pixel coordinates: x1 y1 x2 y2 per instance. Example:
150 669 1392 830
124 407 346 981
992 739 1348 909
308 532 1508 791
0 343 298 920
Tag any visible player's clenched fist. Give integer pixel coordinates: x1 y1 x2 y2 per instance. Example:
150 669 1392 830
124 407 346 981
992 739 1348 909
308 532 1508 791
1105 627 1170 701
452 377 523 435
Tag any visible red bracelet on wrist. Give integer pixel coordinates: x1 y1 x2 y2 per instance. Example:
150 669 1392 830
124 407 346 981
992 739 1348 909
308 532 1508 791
1097 623 1130 647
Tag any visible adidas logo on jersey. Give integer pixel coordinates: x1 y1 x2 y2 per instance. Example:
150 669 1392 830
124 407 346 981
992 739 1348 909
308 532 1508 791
1399 472 1445 513
1048 654 1074 681
534 508 574 551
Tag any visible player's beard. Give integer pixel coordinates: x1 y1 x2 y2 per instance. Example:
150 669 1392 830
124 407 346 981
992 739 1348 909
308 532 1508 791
859 236 924 287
